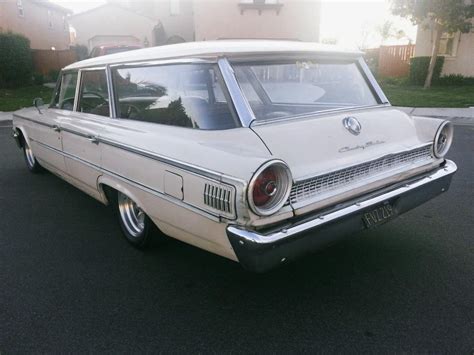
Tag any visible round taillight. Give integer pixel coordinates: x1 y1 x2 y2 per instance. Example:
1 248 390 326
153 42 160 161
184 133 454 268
433 121 454 158
248 161 292 216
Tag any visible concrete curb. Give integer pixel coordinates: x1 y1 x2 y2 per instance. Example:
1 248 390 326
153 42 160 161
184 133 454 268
0 112 12 122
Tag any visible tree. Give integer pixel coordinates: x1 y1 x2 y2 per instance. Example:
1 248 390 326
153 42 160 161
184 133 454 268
391 0 474 88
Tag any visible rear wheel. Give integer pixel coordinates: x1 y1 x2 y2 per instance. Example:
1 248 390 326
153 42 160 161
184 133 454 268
22 139 43 173
115 191 154 248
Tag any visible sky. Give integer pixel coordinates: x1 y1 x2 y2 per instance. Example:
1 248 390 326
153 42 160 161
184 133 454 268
51 0 418 49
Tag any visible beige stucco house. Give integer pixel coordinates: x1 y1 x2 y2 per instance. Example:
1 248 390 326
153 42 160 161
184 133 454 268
71 0 321 52
194 0 320 42
0 0 71 50
415 20 474 77
69 4 159 51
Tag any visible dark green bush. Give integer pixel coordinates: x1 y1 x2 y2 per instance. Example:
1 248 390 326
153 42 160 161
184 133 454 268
33 73 44 85
0 32 33 88
436 74 474 86
47 69 60 82
72 45 89 60
409 56 445 85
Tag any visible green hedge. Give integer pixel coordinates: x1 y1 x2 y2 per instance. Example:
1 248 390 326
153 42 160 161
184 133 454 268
0 32 33 88
436 74 474 86
409 56 445 85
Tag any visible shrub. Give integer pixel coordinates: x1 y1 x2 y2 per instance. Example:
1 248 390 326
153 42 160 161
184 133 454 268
436 74 474 86
47 69 60 82
0 32 33 88
33 73 45 85
72 45 89 60
409 56 445 85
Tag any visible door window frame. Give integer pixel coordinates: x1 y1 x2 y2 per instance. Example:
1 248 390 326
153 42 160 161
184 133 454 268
50 69 80 111
74 66 114 118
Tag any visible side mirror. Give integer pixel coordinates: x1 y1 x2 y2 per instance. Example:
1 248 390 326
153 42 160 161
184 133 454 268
33 98 44 114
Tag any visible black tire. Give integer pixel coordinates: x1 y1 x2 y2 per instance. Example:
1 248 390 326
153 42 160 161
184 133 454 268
113 190 163 248
22 139 43 173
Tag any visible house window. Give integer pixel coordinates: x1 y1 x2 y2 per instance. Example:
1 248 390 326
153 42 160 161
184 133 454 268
438 32 459 56
17 0 24 17
170 0 180 15
238 0 283 15
48 10 53 29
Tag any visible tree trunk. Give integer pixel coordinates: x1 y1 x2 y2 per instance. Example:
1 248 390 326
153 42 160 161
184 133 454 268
424 22 443 89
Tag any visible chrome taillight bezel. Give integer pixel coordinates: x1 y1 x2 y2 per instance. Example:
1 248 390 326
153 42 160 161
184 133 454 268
433 121 454 158
247 160 293 217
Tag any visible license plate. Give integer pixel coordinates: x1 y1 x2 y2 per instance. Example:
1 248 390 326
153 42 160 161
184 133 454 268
362 203 394 228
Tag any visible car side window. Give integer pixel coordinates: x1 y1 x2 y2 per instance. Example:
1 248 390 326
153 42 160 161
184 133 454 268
51 72 77 111
112 64 237 130
78 70 110 117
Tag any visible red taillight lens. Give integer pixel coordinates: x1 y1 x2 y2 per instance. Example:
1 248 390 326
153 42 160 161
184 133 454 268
248 161 292 216
252 167 278 207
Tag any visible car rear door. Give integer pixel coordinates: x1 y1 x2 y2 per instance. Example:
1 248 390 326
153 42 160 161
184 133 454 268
59 68 110 198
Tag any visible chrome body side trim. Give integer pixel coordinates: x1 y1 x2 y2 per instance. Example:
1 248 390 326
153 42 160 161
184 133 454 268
249 103 392 127
13 113 55 128
97 136 245 184
30 138 229 222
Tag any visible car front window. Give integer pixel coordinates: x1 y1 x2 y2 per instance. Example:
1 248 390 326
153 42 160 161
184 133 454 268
232 60 379 122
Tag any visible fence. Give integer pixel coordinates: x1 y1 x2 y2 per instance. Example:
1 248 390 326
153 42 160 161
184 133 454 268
377 44 415 78
31 49 77 76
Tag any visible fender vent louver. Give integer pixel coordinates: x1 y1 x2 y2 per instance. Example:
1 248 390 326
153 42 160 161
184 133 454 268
204 183 234 214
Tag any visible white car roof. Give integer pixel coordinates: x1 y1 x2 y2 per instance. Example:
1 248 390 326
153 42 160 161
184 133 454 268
64 40 363 70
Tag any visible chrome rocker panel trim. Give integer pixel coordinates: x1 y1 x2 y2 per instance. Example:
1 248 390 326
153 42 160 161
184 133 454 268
227 160 457 272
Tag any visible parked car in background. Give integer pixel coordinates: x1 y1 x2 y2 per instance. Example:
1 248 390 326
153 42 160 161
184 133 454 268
90 44 141 57
11 41 456 272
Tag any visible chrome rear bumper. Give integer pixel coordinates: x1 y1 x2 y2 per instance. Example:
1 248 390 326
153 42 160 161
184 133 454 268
227 160 457 272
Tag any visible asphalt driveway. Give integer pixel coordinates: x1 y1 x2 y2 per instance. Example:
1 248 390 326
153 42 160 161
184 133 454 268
0 123 473 353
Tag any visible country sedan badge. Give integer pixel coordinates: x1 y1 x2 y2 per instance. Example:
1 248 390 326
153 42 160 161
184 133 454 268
343 116 362 135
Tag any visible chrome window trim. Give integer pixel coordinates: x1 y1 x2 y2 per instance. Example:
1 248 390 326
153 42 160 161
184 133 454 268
227 55 390 127
357 57 389 104
105 64 117 118
74 67 112 117
218 57 255 127
108 57 216 69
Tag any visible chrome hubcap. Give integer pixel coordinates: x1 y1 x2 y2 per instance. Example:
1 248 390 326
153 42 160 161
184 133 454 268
24 142 36 168
118 192 145 237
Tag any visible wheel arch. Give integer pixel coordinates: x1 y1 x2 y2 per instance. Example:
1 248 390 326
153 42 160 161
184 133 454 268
97 175 146 211
12 126 29 149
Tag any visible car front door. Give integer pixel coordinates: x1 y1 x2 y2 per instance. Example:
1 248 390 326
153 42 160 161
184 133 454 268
59 68 110 199
27 73 79 173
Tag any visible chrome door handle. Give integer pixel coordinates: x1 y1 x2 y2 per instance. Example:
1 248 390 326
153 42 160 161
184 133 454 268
88 136 99 144
52 125 60 132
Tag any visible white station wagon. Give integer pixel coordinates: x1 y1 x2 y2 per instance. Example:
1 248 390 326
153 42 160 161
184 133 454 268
12 41 456 272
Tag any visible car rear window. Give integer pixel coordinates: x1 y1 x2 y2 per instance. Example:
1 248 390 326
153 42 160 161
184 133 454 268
232 60 379 122
112 64 238 130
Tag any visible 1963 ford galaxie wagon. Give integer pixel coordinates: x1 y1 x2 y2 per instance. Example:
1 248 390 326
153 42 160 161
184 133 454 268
12 41 456 272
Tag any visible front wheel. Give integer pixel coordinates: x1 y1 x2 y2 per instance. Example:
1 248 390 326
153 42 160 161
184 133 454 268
22 140 43 173
116 191 154 248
